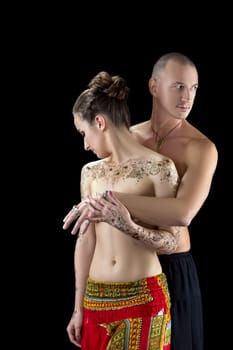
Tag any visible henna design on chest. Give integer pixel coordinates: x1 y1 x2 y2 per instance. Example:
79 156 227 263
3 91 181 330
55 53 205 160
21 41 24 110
82 158 178 187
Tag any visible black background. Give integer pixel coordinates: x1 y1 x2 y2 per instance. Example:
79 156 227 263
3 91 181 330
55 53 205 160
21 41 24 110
9 6 229 349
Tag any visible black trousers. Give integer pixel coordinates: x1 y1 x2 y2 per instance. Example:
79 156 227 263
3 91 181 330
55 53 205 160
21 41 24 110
159 251 203 350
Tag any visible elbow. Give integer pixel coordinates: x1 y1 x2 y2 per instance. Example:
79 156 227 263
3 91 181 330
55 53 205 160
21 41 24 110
177 215 192 226
175 207 195 226
171 200 199 226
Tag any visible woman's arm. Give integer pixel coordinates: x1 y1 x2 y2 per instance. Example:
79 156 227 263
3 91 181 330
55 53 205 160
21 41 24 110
93 192 179 254
66 223 96 347
66 165 96 347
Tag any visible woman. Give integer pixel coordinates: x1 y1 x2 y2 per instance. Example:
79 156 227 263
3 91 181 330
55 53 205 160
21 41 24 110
66 71 179 349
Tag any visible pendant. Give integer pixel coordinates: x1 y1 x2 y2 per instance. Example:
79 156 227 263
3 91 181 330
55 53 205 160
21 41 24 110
157 137 164 150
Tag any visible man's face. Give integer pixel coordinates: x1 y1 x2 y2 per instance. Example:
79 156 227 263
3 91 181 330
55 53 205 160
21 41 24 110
155 60 199 120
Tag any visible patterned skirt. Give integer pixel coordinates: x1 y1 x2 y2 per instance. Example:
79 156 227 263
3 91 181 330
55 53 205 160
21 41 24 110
81 273 171 350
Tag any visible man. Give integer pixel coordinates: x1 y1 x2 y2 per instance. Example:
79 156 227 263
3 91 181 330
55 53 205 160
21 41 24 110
64 53 218 349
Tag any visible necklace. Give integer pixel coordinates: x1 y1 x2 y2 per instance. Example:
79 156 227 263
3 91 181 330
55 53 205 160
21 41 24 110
152 121 182 150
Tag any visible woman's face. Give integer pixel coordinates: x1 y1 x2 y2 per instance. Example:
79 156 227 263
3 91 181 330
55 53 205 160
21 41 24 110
74 113 109 159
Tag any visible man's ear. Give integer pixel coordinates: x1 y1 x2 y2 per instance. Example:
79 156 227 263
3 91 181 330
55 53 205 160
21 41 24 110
95 114 106 130
149 78 157 96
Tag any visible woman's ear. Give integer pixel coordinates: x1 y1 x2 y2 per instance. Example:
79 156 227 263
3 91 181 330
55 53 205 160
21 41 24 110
95 114 106 130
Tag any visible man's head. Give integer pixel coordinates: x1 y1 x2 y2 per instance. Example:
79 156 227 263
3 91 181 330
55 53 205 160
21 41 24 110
149 52 198 120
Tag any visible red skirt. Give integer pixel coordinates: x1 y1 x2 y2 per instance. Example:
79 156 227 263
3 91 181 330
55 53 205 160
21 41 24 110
81 273 171 349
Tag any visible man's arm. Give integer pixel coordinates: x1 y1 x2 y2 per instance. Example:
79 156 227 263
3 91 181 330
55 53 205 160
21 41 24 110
63 141 217 231
114 141 218 226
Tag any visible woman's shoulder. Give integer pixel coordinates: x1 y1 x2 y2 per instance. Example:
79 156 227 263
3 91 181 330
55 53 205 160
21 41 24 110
137 142 176 165
81 159 103 173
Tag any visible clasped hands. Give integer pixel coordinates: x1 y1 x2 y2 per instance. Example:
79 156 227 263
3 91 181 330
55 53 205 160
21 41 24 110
63 191 131 235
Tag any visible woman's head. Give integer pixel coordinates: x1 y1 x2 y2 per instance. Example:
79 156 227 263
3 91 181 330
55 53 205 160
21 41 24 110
73 71 131 128
73 71 131 158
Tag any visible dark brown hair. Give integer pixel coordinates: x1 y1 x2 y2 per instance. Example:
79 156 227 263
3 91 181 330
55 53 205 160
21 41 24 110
72 71 131 129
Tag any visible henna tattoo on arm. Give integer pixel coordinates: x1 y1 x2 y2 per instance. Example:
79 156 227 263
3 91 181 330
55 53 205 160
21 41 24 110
131 225 180 254
109 214 180 254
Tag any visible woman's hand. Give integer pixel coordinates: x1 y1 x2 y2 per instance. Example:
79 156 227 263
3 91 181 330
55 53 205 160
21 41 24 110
62 191 132 235
63 200 91 235
66 310 83 347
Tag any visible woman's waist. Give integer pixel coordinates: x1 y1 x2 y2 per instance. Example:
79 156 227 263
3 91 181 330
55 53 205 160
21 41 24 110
90 252 161 282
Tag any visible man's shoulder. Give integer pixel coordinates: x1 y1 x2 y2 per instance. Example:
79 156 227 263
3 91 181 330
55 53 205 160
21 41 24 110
188 137 218 162
130 120 151 144
182 121 217 150
186 123 215 145
183 124 218 167
130 120 149 132
185 121 213 141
